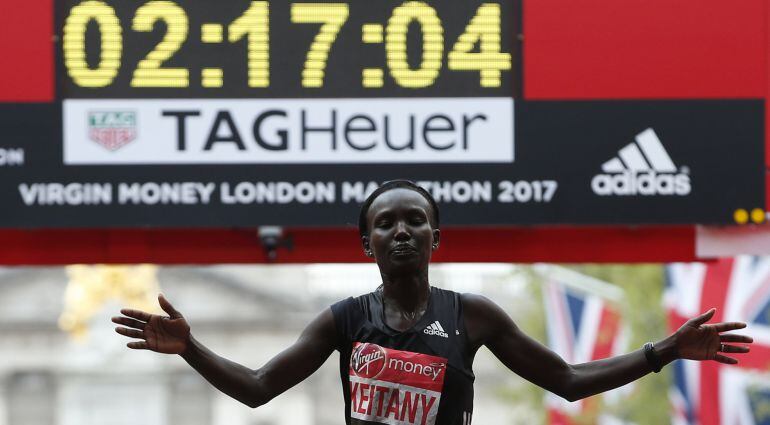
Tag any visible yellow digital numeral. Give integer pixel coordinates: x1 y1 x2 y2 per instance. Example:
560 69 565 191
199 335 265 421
362 68 383 88
201 24 223 44
63 1 122 88
229 1 270 88
201 68 224 88
291 4 349 88
448 3 511 87
131 1 189 88
386 1 443 88
361 24 383 44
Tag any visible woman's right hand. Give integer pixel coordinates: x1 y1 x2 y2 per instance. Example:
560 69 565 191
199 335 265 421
112 294 191 354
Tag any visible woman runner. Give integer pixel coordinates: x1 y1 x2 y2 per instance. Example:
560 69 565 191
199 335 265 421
113 180 753 425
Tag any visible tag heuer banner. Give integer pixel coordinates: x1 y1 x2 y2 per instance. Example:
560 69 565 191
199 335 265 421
0 100 763 228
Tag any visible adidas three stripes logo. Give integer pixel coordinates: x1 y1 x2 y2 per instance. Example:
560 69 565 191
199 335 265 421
591 128 691 196
423 320 449 338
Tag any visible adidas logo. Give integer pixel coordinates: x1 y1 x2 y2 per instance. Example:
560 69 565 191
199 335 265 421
423 321 448 338
591 128 691 197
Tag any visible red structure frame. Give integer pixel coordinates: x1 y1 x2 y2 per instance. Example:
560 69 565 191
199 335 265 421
0 226 694 264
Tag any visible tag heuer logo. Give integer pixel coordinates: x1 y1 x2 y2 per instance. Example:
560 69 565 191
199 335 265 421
88 111 137 151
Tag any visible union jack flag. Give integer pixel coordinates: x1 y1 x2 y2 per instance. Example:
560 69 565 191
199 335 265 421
541 273 633 425
666 257 770 425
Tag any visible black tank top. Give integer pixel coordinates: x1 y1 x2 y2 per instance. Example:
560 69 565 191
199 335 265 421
331 286 475 425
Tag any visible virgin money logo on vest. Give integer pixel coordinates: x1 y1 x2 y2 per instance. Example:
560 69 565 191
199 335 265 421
351 343 387 380
591 128 691 196
348 342 446 425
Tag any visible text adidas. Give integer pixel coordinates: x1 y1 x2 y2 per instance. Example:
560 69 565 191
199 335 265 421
423 328 449 338
591 128 692 197
591 171 691 196
423 321 449 338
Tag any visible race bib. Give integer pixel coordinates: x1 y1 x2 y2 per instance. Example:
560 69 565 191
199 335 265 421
349 342 447 425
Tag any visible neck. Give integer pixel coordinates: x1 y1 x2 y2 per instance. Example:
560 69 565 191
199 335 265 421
379 270 431 313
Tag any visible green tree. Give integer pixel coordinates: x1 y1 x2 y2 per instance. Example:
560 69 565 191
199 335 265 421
570 264 670 424
493 264 671 425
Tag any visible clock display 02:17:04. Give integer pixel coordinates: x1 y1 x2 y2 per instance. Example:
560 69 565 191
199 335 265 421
62 0 512 90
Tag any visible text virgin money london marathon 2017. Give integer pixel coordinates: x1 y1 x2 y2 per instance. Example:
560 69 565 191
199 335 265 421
15 180 515 207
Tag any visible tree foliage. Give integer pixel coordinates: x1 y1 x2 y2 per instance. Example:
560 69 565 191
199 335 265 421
494 264 671 424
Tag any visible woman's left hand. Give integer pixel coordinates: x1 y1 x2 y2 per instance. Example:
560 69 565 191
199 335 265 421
673 308 753 364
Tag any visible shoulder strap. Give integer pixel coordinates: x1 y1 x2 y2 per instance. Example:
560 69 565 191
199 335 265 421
330 297 356 351
330 292 379 351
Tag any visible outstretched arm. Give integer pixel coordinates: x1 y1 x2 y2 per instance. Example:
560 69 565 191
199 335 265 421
113 294 337 408
462 294 753 402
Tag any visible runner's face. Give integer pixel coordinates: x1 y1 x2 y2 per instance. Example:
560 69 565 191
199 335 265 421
364 188 439 273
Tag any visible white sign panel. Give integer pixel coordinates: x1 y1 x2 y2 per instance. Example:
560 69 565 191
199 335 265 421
63 98 514 164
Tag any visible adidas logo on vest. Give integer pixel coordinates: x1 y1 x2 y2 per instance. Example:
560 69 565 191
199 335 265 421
423 320 448 338
591 128 691 197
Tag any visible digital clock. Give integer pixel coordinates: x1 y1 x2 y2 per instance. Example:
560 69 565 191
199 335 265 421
58 0 518 98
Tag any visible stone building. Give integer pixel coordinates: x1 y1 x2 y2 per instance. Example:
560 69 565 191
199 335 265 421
0 264 538 425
